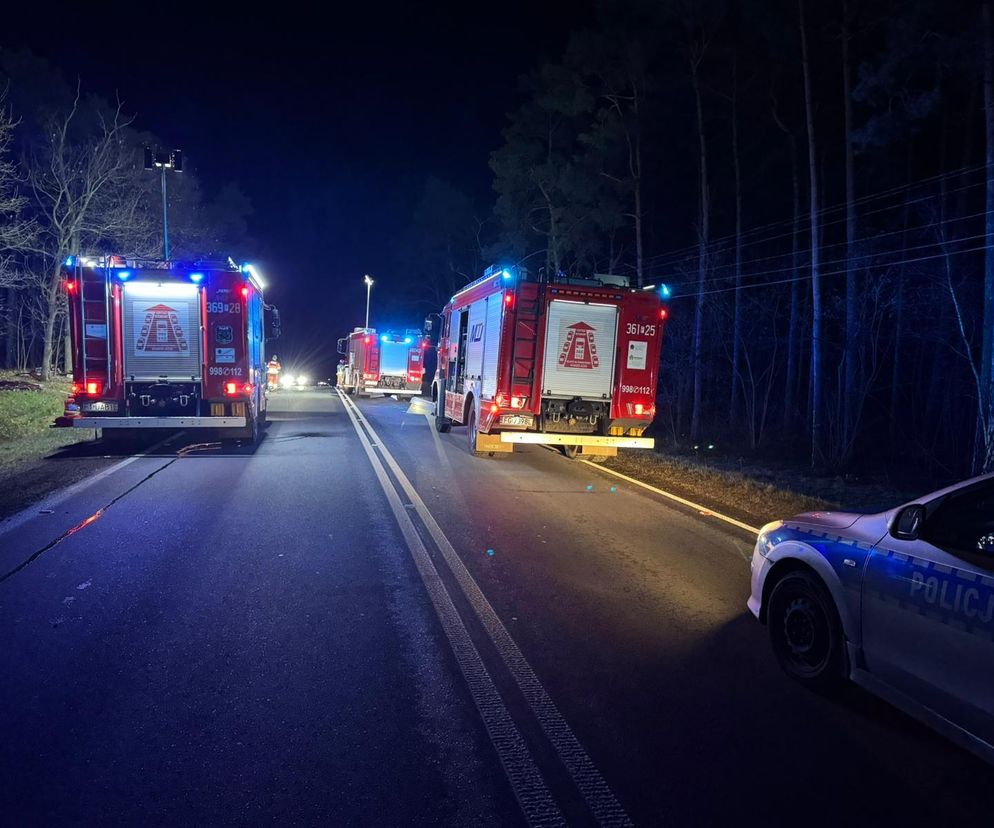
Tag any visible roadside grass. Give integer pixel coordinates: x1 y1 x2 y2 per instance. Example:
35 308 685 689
0 373 94 471
599 451 834 528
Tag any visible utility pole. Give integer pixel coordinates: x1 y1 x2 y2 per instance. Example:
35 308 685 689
364 274 374 329
144 148 183 260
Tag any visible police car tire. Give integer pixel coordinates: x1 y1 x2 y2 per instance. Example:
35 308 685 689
768 570 845 691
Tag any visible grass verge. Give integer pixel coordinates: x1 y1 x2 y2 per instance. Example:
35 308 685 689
0 373 94 471
596 449 917 530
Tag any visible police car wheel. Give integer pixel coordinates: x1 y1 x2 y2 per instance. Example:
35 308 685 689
768 571 844 690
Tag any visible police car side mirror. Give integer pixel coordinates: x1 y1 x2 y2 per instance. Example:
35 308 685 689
892 504 926 541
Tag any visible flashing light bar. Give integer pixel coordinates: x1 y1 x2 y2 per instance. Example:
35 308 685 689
189 272 205 283
117 270 132 281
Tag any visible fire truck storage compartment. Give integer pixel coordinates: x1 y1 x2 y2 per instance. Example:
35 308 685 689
481 294 503 398
541 300 618 399
122 282 203 381
379 340 409 377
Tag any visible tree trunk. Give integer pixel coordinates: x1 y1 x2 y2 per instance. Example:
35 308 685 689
729 65 743 425
799 0 823 469
841 0 858 456
41 279 60 382
690 52 710 444
3 287 16 369
980 1 994 472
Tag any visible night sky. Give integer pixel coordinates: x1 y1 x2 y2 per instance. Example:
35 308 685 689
4 1 589 376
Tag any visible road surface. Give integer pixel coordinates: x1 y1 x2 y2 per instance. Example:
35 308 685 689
1 390 991 825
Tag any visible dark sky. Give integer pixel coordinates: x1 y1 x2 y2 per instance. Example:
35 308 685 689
4 1 590 375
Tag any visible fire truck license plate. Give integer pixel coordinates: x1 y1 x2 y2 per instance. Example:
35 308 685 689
500 414 529 426
82 401 118 413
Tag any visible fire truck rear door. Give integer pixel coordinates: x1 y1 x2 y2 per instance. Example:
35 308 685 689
541 300 618 400
121 282 203 381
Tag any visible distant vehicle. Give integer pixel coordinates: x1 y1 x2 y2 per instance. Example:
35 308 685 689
280 373 310 390
749 473 994 765
430 264 667 459
337 328 430 398
55 256 278 443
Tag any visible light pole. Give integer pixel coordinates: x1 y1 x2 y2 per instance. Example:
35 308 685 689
364 274 374 329
144 147 183 260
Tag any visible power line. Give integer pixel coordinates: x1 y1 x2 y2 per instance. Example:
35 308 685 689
640 163 988 272
663 226 990 291
674 242 987 299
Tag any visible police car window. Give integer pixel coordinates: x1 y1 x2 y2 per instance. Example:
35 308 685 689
921 481 994 557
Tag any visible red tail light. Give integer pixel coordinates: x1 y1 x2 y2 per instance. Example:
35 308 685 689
71 382 80 395
659 307 669 321
504 293 514 308
489 402 499 414
85 381 102 396
241 286 249 297
65 281 76 293
224 382 237 395
364 336 372 344
634 403 644 415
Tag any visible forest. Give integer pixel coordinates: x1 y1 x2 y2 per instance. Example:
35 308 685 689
0 51 251 384
401 0 994 480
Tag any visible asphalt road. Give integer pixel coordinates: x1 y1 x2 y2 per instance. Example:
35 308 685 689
1 389 991 826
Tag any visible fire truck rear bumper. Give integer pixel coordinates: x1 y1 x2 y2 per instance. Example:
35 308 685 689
499 433 654 448
65 416 247 429
363 388 423 397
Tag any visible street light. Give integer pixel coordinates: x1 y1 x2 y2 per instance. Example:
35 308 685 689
364 274 374 329
144 147 183 260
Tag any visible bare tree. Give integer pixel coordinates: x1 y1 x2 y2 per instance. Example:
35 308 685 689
0 89 34 287
26 90 138 380
689 32 711 444
799 0 824 468
981 0 994 471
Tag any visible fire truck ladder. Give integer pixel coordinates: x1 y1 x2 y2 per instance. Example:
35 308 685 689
78 267 111 389
509 286 543 393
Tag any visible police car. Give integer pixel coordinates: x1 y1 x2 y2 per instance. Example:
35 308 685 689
749 473 994 764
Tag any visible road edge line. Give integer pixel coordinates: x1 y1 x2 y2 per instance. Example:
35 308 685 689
577 457 761 535
0 430 185 539
338 390 565 827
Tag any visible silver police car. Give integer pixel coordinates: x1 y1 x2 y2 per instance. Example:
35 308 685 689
749 473 994 764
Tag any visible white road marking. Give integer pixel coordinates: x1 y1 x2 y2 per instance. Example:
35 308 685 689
576 458 761 535
341 390 633 827
338 390 565 827
0 431 185 540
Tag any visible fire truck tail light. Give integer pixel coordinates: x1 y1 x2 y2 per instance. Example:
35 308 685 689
504 294 514 307
511 396 526 409
489 403 499 414
634 403 644 415
65 280 76 293
659 307 669 321
85 381 101 396
364 336 372 344
71 382 80 395
225 382 237 395
241 286 249 298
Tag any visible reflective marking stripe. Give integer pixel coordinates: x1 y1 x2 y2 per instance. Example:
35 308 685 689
341 390 633 827
338 389 565 826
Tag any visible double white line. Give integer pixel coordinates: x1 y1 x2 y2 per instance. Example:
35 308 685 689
337 389 632 827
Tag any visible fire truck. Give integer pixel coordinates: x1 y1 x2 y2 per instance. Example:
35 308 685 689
430 265 666 458
54 256 278 443
337 328 431 397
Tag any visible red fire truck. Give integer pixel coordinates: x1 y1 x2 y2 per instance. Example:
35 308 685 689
337 328 430 397
54 256 278 443
430 265 666 458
